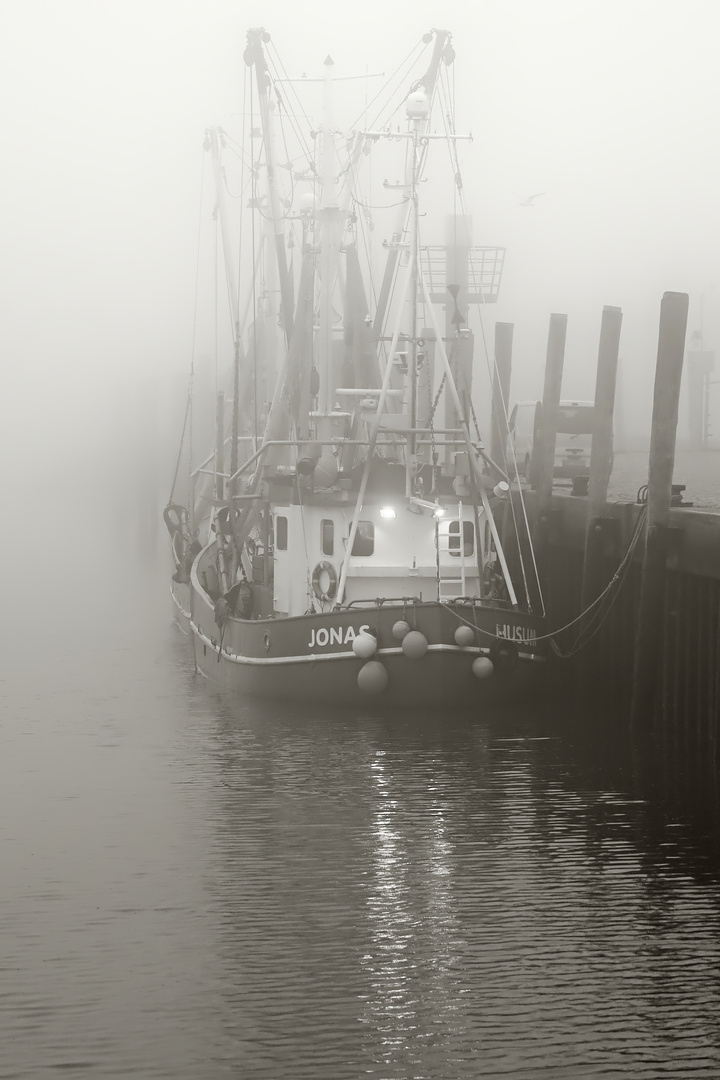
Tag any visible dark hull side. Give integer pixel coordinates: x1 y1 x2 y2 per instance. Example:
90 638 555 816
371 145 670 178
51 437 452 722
172 578 548 710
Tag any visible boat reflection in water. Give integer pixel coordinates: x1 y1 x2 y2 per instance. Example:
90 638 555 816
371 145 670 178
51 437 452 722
199 688 720 1078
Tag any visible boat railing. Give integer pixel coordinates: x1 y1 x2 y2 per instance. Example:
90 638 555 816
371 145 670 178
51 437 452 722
191 434 256 478
224 433 474 487
341 596 504 609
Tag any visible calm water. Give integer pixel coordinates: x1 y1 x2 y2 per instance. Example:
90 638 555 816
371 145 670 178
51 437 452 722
2 491 720 1079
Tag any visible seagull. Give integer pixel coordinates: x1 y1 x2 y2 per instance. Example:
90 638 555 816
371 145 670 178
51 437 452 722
519 192 545 206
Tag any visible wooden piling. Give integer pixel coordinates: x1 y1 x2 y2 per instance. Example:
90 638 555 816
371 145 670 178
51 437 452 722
631 292 689 727
532 314 567 569
582 306 623 611
490 322 513 472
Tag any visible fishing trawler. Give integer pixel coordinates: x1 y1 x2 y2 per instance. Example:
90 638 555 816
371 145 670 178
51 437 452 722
165 27 548 708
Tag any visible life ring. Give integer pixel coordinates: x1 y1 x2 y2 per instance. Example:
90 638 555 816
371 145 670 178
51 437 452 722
312 560 338 602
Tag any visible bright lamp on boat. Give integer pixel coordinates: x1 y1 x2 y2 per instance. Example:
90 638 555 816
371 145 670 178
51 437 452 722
410 497 446 518
379 506 397 519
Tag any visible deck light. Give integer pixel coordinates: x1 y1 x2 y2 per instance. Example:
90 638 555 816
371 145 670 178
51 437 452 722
410 497 446 518
379 506 397 519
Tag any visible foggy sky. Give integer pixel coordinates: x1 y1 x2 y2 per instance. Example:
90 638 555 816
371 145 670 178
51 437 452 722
2 0 719 485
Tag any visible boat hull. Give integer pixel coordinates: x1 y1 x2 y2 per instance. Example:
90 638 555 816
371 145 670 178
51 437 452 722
175 578 547 710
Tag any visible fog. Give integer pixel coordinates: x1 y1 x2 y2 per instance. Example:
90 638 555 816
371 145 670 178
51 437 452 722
2 0 719 502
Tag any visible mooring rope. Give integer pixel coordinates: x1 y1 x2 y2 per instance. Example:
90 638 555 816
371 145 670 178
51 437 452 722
441 504 647 655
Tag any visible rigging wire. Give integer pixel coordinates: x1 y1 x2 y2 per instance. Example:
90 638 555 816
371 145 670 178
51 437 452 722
212 214 218 396
353 180 380 333
343 141 404 322
349 37 428 131
440 82 544 612
265 42 316 170
250 71 259 450
275 102 297 214
168 384 192 506
185 141 207 529
216 128 255 172
223 175 253 201
237 66 248 331
213 202 220 498
350 194 408 211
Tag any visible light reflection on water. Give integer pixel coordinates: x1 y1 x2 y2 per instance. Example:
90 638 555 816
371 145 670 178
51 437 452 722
2 513 720 1078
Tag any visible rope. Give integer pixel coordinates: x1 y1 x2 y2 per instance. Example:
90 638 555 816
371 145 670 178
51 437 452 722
441 505 647 652
168 383 192 505
548 506 647 657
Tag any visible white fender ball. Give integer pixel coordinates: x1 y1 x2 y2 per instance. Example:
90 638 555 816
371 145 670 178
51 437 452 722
472 656 494 680
454 625 475 647
357 660 389 694
352 631 377 659
392 620 411 641
402 630 428 659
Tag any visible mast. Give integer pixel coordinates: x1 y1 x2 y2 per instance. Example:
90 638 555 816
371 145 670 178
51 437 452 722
318 54 338 416
407 90 429 477
244 28 295 348
206 129 240 333
372 29 452 345
205 128 243 483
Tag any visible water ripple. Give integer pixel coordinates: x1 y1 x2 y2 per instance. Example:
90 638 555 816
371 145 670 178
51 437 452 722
1 547 720 1077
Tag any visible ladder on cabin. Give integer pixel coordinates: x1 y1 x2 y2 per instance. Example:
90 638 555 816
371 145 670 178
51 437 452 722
436 502 477 601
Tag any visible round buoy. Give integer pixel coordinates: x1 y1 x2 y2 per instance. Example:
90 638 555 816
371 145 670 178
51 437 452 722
402 630 428 659
357 660 389 694
392 620 411 641
454 625 475 647
472 656 494 680
352 631 377 659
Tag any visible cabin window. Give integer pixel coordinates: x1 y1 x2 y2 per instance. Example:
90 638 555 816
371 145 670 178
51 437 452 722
449 520 474 558
351 520 374 556
276 515 288 551
321 519 334 556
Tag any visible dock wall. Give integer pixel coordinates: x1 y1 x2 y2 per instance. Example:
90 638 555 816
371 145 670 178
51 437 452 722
529 492 720 757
